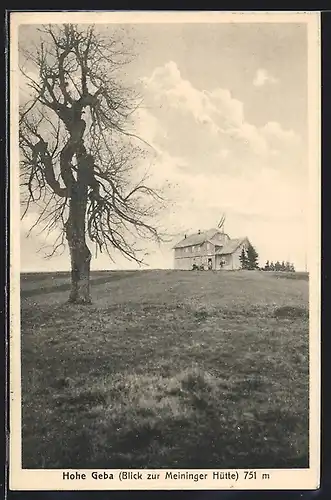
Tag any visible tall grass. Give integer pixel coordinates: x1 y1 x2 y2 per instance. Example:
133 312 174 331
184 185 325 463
21 270 309 468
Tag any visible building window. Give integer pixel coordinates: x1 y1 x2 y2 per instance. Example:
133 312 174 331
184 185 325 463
198 246 201 252
206 243 210 251
185 247 189 253
192 245 195 252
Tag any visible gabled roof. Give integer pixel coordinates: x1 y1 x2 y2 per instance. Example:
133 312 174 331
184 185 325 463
215 237 248 255
173 228 220 249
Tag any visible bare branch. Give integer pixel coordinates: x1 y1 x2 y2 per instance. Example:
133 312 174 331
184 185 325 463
20 23 167 269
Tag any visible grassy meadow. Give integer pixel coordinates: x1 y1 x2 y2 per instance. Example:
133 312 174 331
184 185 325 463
20 269 309 469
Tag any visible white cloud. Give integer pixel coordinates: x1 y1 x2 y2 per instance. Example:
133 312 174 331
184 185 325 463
141 61 301 169
137 61 307 269
262 121 299 142
253 68 279 87
20 60 307 271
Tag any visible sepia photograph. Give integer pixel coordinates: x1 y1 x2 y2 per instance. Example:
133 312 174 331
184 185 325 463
10 11 320 490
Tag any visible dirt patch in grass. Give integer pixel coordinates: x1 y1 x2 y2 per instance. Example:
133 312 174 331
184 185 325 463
274 306 309 319
21 270 309 469
272 272 309 281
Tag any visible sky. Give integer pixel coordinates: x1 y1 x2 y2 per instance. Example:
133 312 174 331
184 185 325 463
18 20 311 272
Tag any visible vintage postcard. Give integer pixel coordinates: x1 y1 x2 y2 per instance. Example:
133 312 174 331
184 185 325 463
9 10 321 491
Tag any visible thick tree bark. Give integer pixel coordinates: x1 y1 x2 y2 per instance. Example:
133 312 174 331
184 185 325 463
65 187 91 304
67 233 92 304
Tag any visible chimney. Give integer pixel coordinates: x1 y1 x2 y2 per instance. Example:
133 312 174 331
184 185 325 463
198 229 201 235
184 234 187 239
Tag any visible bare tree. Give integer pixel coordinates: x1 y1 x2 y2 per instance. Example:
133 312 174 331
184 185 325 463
19 24 165 304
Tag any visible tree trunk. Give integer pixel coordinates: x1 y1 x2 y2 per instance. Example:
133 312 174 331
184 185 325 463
67 236 92 304
65 191 91 304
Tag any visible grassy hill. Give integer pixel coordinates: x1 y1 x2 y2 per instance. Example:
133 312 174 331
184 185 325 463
20 269 309 469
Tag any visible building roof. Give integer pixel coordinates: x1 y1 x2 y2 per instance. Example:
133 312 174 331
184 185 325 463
173 228 219 249
215 237 248 255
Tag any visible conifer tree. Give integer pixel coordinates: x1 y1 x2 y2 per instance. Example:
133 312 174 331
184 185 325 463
246 242 259 270
239 247 248 269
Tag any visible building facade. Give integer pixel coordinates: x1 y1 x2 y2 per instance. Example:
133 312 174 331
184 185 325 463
173 228 250 271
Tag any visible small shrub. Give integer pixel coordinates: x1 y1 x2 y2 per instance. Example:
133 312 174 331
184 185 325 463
52 377 72 389
194 310 208 321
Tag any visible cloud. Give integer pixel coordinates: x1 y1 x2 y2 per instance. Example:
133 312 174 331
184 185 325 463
253 68 279 87
136 61 307 269
140 61 302 172
20 60 308 271
262 121 299 142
